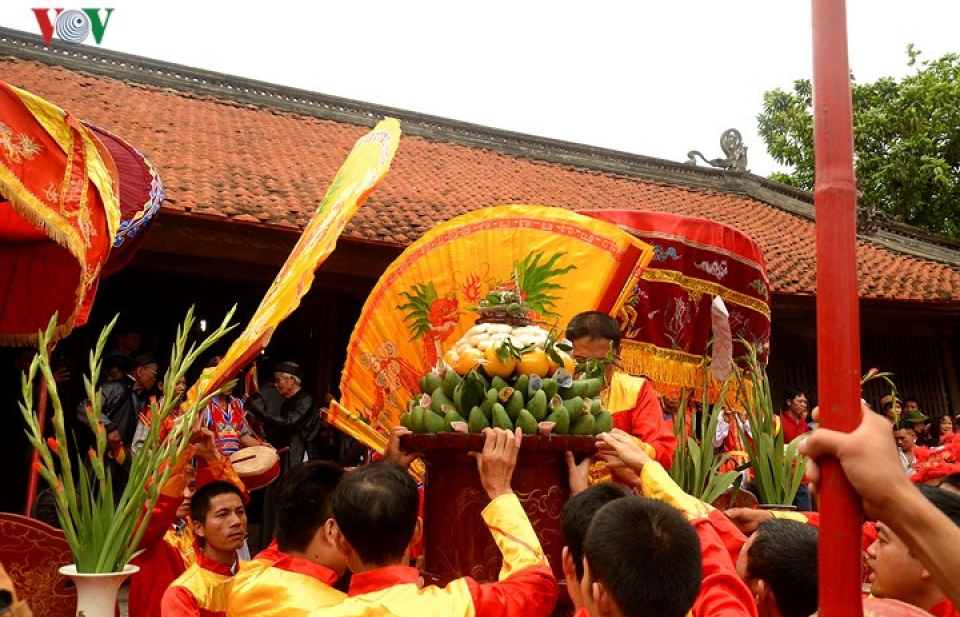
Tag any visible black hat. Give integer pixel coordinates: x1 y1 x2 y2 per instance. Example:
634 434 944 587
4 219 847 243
274 361 304 380
102 355 129 373
131 353 158 369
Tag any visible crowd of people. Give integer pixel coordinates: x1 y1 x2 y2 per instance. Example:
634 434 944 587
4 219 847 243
5 312 960 617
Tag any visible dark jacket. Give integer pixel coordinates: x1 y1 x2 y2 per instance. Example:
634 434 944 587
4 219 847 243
94 376 148 446
247 388 319 466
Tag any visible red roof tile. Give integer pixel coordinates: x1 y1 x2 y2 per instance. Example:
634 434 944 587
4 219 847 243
2 50 959 304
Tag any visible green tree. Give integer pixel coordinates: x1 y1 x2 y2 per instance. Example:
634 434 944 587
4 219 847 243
758 46 960 239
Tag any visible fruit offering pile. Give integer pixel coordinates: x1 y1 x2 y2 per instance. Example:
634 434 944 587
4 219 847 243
400 324 613 436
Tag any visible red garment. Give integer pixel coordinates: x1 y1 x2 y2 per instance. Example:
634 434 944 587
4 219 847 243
161 549 234 617
707 508 748 566
780 412 809 445
128 454 243 617
690 518 758 617
610 374 677 469
928 599 960 617
254 540 284 563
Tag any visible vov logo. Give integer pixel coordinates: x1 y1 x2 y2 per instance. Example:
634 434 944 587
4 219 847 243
31 9 115 45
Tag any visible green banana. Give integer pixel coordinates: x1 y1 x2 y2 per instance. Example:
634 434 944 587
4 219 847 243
589 398 603 416
443 407 466 432
481 388 498 420
570 413 596 436
442 370 462 399
424 409 446 433
514 374 530 402
491 376 511 391
563 396 585 422
411 406 427 434
593 409 613 434
516 409 538 435
504 390 524 421
492 403 513 431
527 389 548 421
400 411 414 431
468 406 491 433
545 406 570 435
422 372 444 396
431 387 453 414
542 378 559 401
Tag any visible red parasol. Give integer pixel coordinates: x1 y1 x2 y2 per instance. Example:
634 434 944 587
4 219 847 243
0 81 120 346
579 210 771 401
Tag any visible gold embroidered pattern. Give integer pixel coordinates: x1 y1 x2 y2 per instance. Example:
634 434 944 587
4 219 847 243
642 269 771 317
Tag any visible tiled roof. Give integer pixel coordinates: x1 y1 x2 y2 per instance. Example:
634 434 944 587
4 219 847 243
2 32 959 304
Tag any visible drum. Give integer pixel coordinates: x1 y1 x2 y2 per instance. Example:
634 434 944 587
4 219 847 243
229 446 280 492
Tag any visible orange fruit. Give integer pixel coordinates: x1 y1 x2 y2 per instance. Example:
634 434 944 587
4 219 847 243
483 346 517 378
560 352 577 375
442 350 458 370
546 354 558 375
454 348 484 375
516 348 551 377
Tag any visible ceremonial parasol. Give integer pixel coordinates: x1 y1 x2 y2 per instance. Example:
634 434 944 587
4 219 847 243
82 122 163 278
0 81 120 346
334 205 654 446
579 210 771 400
191 118 401 403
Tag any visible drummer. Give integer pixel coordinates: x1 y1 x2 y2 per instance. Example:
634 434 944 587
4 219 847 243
202 357 262 458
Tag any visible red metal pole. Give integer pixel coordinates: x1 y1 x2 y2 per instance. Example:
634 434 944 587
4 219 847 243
811 1 864 616
24 377 48 516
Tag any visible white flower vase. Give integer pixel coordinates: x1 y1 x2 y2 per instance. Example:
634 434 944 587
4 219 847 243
59 564 139 617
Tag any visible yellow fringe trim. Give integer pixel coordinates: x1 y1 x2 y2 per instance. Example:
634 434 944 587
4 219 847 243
0 320 77 347
620 340 749 407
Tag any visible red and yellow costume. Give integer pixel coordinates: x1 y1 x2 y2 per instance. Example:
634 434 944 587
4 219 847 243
128 450 243 617
161 549 234 617
606 372 677 469
227 550 345 617
306 493 556 617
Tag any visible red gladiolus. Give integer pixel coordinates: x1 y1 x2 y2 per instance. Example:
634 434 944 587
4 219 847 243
88 449 97 460
46 437 59 453
32 461 43 473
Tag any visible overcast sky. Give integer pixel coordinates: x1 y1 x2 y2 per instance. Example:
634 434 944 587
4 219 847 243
2 1 958 176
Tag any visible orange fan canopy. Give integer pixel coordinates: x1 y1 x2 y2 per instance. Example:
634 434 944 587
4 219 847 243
339 204 654 434
0 82 120 345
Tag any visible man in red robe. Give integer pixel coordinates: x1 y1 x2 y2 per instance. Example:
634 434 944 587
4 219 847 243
227 461 347 617
161 481 248 617
128 429 243 617
566 311 676 468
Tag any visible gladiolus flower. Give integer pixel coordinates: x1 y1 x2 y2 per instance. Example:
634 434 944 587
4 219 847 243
31 461 42 473
88 449 97 460
46 437 59 453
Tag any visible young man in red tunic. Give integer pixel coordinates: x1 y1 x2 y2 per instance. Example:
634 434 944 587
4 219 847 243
566 311 676 469
226 461 347 617
307 427 556 617
161 481 247 617
593 430 758 617
864 484 960 617
129 429 243 617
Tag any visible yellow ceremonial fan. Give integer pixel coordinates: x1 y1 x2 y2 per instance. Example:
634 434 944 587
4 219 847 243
336 205 654 443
